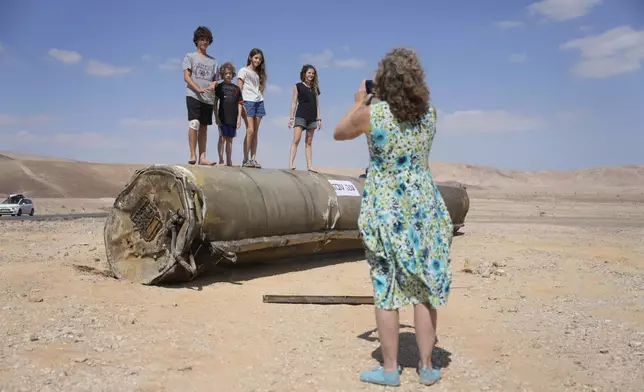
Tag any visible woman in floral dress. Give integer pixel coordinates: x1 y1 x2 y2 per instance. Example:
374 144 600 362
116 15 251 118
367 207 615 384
333 47 453 387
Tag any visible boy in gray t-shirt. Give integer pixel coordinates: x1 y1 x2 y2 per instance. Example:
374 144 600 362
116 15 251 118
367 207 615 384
183 26 219 165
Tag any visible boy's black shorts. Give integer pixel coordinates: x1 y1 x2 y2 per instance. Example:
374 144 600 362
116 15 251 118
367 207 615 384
186 96 213 126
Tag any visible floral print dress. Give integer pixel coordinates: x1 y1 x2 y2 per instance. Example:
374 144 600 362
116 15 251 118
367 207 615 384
358 101 453 310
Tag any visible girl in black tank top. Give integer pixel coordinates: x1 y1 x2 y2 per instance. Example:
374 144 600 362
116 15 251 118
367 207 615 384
288 64 322 171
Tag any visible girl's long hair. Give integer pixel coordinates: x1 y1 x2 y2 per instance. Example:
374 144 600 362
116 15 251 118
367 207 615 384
299 64 319 95
247 48 266 93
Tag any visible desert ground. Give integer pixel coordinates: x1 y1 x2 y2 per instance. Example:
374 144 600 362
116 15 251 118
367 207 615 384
1 152 643 391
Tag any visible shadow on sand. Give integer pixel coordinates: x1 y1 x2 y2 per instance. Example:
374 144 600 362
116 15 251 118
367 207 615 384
358 326 452 370
166 249 367 291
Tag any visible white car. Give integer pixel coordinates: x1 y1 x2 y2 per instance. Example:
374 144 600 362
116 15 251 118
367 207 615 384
0 194 35 217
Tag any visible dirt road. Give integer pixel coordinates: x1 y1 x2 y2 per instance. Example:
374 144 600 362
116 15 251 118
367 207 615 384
0 198 642 391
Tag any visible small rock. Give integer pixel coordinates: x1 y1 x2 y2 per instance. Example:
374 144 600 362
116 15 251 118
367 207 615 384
462 259 474 273
493 269 507 277
177 365 192 371
28 296 44 303
629 341 642 348
599 349 609 354
29 334 38 341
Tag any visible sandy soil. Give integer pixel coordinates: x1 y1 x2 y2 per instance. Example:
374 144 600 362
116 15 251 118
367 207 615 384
1 196 643 392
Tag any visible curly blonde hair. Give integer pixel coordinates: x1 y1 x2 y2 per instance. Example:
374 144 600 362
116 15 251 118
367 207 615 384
373 47 430 124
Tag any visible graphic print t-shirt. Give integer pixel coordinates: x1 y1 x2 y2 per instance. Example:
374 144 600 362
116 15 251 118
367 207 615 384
183 52 219 105
215 82 243 125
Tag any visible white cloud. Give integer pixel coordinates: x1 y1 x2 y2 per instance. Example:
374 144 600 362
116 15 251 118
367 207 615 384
333 59 366 68
0 114 56 127
508 53 528 63
2 130 126 149
439 110 546 133
553 109 588 126
528 0 601 22
85 60 133 76
266 84 283 94
560 25 644 79
50 132 126 149
300 49 365 69
494 20 525 29
120 118 184 129
48 48 82 64
142 54 153 61
267 116 291 129
158 58 182 71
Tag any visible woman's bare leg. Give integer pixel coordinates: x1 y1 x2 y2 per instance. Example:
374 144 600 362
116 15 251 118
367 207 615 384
375 308 400 372
289 126 303 169
304 128 315 170
414 303 438 369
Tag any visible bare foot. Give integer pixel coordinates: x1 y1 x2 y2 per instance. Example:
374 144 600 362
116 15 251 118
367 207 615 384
198 159 217 166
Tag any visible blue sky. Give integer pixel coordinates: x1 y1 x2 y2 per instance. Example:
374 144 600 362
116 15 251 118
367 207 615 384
0 0 642 171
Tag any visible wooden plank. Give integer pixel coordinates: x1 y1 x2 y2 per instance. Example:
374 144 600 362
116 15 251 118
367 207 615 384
263 295 374 305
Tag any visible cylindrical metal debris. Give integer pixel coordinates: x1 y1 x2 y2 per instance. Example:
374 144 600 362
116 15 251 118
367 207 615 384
103 165 469 285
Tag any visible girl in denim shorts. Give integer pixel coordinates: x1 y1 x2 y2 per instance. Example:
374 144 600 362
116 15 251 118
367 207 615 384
237 48 267 168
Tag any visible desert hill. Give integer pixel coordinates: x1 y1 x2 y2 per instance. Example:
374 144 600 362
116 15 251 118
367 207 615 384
1 151 643 199
0 152 146 198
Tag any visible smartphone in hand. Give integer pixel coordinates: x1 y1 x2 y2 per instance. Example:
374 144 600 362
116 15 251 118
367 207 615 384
365 80 374 95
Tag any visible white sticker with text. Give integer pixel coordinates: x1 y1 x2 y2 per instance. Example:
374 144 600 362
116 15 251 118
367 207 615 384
328 180 361 197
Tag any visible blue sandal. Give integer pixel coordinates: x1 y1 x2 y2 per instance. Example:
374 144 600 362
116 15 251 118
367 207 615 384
418 365 441 386
359 365 401 386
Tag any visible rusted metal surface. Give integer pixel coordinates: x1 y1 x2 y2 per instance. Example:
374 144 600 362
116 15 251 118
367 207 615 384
103 165 470 285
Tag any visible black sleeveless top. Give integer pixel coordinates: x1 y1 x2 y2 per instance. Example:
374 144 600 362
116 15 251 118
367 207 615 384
294 82 320 122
